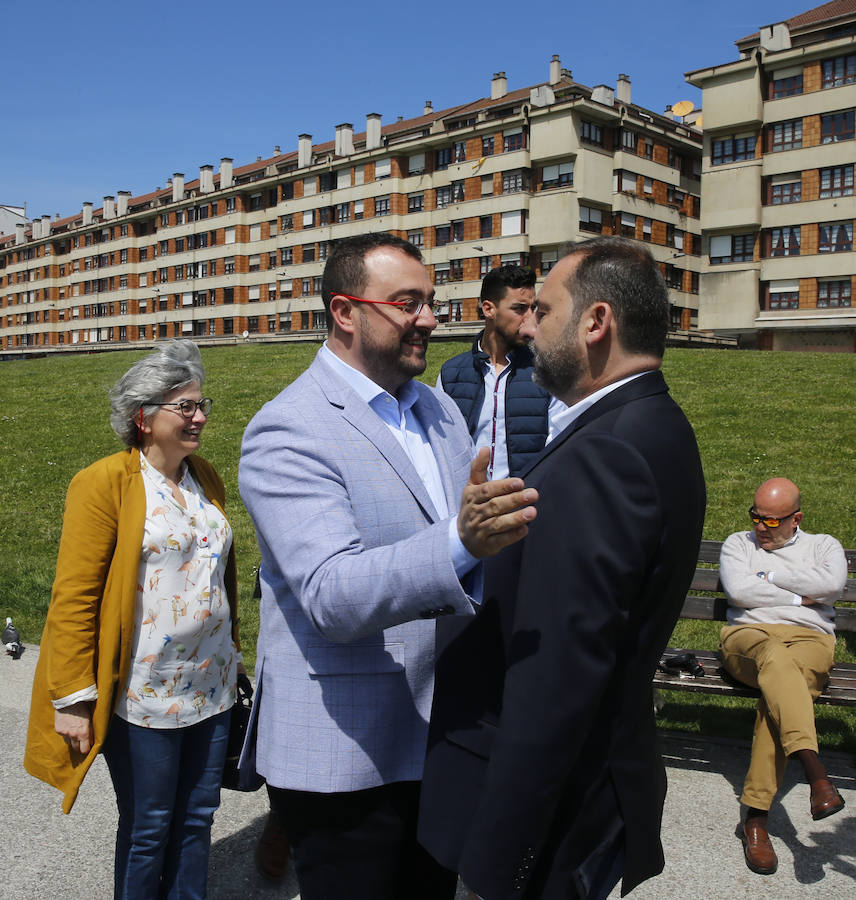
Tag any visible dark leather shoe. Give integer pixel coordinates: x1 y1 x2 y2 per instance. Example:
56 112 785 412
810 778 845 821
255 811 291 882
741 820 777 875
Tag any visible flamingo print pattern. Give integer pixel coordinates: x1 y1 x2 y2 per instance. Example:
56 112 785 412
116 454 237 729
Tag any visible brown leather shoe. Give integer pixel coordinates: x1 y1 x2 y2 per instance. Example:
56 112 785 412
810 778 845 821
255 811 291 882
741 820 778 875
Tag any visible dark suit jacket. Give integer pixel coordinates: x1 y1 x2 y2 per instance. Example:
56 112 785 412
418 371 706 899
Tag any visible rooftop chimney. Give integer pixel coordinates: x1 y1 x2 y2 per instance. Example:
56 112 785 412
219 158 234 189
424 100 433 115
617 73 631 105
117 191 131 216
335 123 354 157
491 71 508 100
41 214 51 236
366 114 382 150
82 202 93 226
591 85 615 107
274 145 281 154
298 134 312 168
172 173 185 202
200 164 214 193
32 219 41 239
15 223 25 245
103 195 115 219
549 54 561 85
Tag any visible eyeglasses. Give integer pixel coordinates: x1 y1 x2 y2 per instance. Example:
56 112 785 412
749 507 800 529
336 293 435 317
153 398 213 418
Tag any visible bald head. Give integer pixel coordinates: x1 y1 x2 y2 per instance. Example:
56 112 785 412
751 478 802 550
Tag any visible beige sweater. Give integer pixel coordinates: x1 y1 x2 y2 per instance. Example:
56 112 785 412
719 528 847 635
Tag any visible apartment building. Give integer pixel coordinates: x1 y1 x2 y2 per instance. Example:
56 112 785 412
687 0 856 350
0 56 702 357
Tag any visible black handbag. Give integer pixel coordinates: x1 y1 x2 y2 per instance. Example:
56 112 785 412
222 672 264 791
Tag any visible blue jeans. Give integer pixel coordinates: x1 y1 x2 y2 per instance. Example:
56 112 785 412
102 710 230 900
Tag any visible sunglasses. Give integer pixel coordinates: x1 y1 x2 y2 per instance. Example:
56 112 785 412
749 507 800 529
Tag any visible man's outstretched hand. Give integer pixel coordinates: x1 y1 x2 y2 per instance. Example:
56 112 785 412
458 448 538 558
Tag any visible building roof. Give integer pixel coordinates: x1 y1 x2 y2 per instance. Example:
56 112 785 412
737 0 856 46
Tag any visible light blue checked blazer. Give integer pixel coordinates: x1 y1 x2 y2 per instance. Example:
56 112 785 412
238 351 477 792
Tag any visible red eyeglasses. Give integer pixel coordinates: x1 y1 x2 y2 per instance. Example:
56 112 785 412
336 293 435 317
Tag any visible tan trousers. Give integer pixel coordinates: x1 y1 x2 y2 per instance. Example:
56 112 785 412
719 623 835 810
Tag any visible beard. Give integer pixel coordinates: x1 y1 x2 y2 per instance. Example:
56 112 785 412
531 316 584 401
358 310 429 392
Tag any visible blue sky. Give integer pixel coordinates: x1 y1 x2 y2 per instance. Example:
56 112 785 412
2 0 805 223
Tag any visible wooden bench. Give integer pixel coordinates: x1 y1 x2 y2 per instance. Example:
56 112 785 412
653 540 856 707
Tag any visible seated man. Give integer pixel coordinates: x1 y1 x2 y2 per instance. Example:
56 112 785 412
719 477 847 876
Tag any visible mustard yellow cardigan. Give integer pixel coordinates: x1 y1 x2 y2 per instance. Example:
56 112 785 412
24 447 239 813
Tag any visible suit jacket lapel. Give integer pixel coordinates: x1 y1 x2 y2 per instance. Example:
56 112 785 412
415 388 462 517
520 371 669 476
309 356 440 522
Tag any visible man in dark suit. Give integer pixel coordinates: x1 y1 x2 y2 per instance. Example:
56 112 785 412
418 236 706 899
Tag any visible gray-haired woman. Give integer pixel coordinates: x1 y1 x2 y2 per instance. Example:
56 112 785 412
25 340 242 900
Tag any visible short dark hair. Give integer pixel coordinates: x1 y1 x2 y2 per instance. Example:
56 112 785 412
563 237 669 358
480 265 536 305
321 233 422 326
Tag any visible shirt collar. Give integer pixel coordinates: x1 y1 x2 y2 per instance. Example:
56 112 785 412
548 371 653 440
139 451 187 485
320 342 418 414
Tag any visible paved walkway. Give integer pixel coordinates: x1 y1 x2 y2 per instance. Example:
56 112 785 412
3 646 854 899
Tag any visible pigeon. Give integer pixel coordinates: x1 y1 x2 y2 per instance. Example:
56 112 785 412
3 617 23 659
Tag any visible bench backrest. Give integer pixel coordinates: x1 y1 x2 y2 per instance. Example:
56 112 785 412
684 539 856 633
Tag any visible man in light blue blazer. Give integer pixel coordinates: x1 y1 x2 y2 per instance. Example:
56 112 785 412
239 233 537 900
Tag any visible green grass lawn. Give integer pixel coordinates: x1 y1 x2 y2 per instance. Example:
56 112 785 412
2 341 855 749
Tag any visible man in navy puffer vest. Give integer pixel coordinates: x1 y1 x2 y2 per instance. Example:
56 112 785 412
438 265 564 478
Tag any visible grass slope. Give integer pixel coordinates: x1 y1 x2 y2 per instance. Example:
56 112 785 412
2 342 854 748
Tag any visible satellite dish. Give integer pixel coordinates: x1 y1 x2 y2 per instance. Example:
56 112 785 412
672 100 695 118
242 330 249 339
694 113 703 129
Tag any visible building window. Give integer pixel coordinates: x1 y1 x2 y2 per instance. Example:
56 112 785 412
817 279 852 307
436 186 452 208
314 309 327 330
354 200 364 220
436 148 452 171
502 170 528 193
281 213 293 231
821 110 855 143
449 301 462 322
280 248 293 265
615 170 637 193
618 212 636 237
822 54 856 89
770 176 801 204
435 225 451 246
819 164 854 198
579 205 603 233
541 161 574 189
771 74 803 98
621 129 636 151
710 234 754 264
434 262 450 285
768 288 800 310
247 316 259 333
248 255 260 272
768 226 800 257
375 196 390 216
226 197 236 213
336 203 350 222
302 244 315 263
375 158 391 179
503 129 524 152
453 141 467 162
480 216 493 239
249 193 262 211
449 259 464 282
452 220 464 242
408 153 425 175
302 278 312 295
580 120 603 146
407 230 424 247
541 249 558 274
408 193 424 212
300 311 310 330
711 134 756 165
818 221 853 252
664 265 684 291
482 136 494 156
451 180 465 203
770 119 802 152
644 139 654 159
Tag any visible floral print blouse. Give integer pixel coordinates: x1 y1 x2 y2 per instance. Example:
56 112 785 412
115 454 237 728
